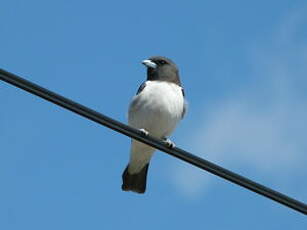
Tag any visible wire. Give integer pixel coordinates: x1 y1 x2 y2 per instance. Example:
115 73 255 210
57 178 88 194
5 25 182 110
1 68 306 215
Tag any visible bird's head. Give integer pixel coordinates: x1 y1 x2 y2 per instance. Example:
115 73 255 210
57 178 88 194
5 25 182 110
142 56 181 85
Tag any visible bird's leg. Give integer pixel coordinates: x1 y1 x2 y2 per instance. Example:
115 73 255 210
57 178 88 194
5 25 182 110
139 128 149 136
162 137 176 148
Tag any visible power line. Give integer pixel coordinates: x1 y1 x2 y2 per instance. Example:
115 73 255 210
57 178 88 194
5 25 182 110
0 68 306 215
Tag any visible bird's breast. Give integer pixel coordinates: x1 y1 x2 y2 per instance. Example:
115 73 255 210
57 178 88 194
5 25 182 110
128 81 184 138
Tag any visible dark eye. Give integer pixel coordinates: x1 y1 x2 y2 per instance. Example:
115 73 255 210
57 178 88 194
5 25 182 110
159 60 167 65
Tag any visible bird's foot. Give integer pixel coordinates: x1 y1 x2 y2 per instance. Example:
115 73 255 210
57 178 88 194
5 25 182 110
162 137 176 148
139 128 149 136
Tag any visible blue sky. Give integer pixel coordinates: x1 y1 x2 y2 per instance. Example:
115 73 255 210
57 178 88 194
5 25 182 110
1 0 306 229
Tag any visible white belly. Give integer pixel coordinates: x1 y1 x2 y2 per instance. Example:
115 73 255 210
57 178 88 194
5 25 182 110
128 81 184 138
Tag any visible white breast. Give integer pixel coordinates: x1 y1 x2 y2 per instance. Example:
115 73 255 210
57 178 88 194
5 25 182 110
128 81 184 138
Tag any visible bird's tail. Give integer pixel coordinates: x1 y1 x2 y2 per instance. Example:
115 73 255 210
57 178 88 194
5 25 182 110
121 163 149 194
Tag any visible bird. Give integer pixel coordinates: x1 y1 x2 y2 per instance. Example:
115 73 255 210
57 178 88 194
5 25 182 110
122 56 186 194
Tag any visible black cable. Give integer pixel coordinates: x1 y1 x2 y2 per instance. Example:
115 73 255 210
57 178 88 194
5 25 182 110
1 68 306 215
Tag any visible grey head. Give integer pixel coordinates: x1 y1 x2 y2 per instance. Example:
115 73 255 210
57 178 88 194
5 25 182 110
142 56 181 86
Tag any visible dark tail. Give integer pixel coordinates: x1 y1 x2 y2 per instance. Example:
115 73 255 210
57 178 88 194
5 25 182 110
121 164 149 194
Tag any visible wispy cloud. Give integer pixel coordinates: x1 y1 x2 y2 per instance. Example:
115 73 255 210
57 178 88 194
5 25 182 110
172 6 307 198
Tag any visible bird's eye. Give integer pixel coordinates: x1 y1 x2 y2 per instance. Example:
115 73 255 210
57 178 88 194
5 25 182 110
159 60 167 65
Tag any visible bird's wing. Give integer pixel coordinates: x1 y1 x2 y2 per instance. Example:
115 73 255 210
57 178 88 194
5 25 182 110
181 88 186 119
136 82 147 95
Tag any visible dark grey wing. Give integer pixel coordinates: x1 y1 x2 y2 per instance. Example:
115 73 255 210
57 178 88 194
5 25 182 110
129 82 147 113
181 87 185 97
181 88 186 119
136 82 146 95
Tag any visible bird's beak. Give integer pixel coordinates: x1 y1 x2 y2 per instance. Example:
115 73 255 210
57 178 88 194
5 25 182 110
142 59 157 69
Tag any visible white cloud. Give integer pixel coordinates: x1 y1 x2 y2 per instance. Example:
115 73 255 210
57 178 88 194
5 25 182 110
172 6 307 198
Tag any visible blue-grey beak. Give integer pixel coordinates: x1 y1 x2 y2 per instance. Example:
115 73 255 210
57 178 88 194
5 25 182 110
142 59 157 69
